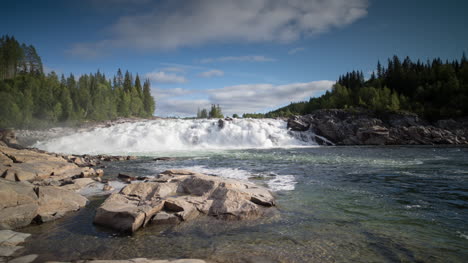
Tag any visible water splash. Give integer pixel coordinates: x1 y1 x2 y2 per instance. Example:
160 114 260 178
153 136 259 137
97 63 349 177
34 119 317 155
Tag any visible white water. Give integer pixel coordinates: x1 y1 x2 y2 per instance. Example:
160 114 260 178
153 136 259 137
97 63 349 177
34 119 317 155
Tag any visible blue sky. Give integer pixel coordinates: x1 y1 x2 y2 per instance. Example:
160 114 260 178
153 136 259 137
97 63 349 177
1 0 467 117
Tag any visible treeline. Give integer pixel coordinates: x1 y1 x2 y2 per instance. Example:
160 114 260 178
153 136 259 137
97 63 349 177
0 35 43 80
196 104 224 118
245 54 468 120
0 36 156 128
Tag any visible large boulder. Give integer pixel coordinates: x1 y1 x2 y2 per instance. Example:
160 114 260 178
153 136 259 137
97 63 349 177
0 178 89 229
36 186 88 222
94 170 276 233
0 179 39 229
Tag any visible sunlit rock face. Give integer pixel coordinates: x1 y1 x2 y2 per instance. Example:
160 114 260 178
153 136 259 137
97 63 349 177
94 169 276 233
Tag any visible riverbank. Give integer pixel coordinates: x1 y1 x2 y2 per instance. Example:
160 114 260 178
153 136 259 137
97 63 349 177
0 140 277 262
287 109 468 145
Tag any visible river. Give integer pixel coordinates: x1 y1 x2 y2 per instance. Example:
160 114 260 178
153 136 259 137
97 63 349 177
22 119 468 262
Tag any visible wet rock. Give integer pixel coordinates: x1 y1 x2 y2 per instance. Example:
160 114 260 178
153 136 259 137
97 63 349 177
287 116 310 131
153 157 177 161
102 184 114 192
218 119 225 129
118 173 136 182
95 169 276 233
8 254 38 263
151 211 180 224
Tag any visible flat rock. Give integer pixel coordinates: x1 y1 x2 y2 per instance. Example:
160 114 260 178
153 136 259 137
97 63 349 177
95 169 276 232
0 145 95 182
36 186 88 223
45 259 207 263
8 254 38 263
0 230 30 246
0 245 22 257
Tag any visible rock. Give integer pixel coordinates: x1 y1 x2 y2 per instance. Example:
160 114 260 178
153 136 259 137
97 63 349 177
0 145 92 182
287 110 468 145
8 254 38 263
95 170 276 232
46 259 207 263
96 169 104 177
0 245 21 257
151 211 180 224
208 188 260 220
118 173 136 182
218 119 225 129
36 186 88 223
102 185 114 192
0 230 30 248
287 116 310 131
0 179 39 229
94 194 165 232
356 125 389 145
0 129 17 145
72 178 95 189
153 157 177 161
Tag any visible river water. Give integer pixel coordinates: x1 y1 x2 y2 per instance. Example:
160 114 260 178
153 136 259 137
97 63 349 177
23 119 468 262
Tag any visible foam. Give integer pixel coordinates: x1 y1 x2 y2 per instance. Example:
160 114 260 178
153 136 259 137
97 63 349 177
33 119 317 155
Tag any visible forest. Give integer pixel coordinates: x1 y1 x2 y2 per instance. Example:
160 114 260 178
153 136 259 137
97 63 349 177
0 35 156 128
244 54 468 121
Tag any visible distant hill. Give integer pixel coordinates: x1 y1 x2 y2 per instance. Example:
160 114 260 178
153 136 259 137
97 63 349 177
244 54 468 121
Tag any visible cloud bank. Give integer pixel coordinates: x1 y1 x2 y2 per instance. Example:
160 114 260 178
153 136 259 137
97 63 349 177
70 0 368 55
153 80 334 117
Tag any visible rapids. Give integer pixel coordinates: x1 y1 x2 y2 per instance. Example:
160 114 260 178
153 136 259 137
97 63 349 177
34 119 317 155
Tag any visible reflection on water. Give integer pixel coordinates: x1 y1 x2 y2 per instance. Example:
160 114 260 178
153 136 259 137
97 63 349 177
22 146 468 262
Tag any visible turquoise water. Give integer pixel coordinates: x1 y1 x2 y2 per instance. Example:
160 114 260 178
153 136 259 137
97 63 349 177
22 146 468 262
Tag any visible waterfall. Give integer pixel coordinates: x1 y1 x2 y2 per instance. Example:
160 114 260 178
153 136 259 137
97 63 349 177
34 119 317 155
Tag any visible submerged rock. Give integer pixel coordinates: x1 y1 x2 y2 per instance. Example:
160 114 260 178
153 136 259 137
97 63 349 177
0 229 32 262
94 169 276 233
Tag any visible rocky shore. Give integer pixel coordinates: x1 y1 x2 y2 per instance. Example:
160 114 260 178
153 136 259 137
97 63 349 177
288 109 468 145
0 132 276 262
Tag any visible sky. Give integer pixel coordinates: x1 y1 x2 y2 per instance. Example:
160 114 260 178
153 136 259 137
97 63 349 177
1 0 467 117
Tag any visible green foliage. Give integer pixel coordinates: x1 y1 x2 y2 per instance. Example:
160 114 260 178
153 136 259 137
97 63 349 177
196 105 224 118
247 54 468 120
209 104 223 118
0 35 157 128
232 113 239 118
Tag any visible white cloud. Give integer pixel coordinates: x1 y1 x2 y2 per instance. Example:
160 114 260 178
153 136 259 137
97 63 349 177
145 71 187 84
163 67 185 73
207 81 334 115
288 47 305 55
70 0 368 54
200 56 276 64
152 80 334 117
198 70 224 78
